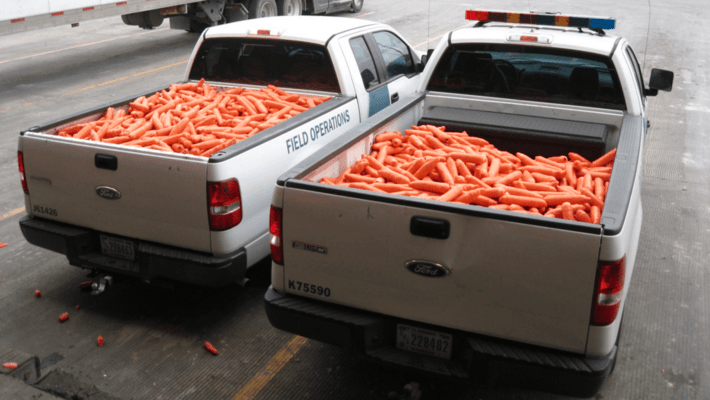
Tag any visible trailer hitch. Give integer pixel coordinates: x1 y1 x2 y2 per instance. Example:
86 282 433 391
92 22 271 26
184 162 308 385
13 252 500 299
91 275 113 295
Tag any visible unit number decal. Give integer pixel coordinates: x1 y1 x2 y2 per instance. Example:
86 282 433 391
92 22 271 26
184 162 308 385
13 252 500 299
33 205 58 217
288 280 331 297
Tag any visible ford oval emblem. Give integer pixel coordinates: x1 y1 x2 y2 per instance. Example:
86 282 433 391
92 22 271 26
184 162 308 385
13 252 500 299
96 186 122 200
405 260 451 278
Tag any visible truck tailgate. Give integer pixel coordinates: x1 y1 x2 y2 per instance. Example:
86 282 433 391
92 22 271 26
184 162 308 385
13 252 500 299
280 183 602 353
20 134 211 252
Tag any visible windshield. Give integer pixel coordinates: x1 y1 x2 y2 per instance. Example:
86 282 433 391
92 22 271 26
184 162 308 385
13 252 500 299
427 44 626 110
188 38 340 93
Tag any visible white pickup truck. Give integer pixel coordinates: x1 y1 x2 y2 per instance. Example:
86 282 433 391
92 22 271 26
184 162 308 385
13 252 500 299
17 16 423 288
264 11 674 397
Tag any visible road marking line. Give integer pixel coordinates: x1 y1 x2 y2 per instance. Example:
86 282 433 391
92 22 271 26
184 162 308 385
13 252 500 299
0 207 25 222
0 60 187 114
60 60 189 96
0 101 44 114
232 335 308 400
352 12 375 18
0 28 168 65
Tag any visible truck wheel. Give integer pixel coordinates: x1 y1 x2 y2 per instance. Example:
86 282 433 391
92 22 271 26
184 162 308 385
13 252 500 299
277 0 302 16
249 0 278 19
349 0 363 13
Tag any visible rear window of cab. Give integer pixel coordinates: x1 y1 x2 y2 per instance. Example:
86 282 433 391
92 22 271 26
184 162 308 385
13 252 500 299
189 38 340 93
427 43 626 110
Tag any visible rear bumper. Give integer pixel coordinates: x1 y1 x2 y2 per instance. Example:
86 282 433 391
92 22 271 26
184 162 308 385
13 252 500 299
19 216 246 288
264 287 616 398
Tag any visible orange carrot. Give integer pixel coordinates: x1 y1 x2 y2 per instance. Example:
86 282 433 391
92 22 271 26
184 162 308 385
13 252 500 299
345 174 377 184
568 152 591 165
449 152 486 164
581 188 605 208
127 122 152 140
373 183 411 193
413 158 441 179
518 181 557 192
591 205 601 224
436 162 455 185
488 157 500 177
446 157 458 179
379 168 410 184
594 177 605 199
561 202 575 220
565 163 577 186
498 194 547 209
470 195 497 207
575 210 592 223
409 181 450 194
349 182 386 193
481 187 506 199
437 186 464 202
531 172 557 183
192 139 223 151
519 166 564 179
461 175 489 188
544 194 590 206
502 186 544 199
496 170 522 186
591 148 617 167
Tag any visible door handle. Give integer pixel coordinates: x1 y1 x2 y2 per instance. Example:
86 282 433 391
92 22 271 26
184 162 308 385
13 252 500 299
391 92 399 103
410 216 449 239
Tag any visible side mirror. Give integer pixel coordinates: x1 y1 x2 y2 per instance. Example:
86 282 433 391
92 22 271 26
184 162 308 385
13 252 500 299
645 68 674 96
419 48 435 72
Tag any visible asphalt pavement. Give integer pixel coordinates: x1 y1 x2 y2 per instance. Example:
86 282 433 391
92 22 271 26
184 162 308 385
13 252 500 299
1 1 709 399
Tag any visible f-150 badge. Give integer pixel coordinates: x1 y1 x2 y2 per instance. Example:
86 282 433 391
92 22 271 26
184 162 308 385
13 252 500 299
96 186 122 200
293 241 327 254
405 260 450 277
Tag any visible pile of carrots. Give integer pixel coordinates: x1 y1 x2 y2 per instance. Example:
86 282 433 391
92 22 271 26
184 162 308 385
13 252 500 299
56 79 331 157
319 125 616 224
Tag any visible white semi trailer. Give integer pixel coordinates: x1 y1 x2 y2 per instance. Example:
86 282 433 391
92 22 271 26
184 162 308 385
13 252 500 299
0 0 364 36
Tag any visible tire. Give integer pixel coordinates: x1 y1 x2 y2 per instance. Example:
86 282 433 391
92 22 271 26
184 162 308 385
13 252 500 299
349 0 363 13
249 0 278 19
277 0 302 16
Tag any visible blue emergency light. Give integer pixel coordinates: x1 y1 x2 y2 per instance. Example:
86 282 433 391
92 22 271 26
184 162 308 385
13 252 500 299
466 10 615 30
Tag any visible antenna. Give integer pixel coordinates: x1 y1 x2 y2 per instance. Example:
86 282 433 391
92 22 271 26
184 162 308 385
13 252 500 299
642 0 651 72
427 0 431 49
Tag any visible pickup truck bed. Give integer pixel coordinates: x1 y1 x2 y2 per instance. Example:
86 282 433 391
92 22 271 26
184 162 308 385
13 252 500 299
265 92 643 396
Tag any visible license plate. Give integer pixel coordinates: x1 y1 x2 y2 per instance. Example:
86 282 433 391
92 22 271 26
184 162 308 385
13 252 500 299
396 324 453 360
100 235 135 261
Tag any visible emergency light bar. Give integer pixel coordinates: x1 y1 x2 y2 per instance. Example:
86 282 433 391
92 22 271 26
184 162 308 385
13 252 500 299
465 10 615 30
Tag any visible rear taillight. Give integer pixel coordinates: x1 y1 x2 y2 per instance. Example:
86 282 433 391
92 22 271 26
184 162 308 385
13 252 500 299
591 257 626 325
207 178 242 231
269 205 283 265
18 151 28 194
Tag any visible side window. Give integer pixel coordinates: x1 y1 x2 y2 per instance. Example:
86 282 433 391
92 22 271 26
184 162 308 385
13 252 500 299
349 36 380 90
625 46 645 99
371 31 416 80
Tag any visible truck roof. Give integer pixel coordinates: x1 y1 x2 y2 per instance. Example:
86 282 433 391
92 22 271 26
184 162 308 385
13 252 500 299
204 16 379 45
450 24 621 56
